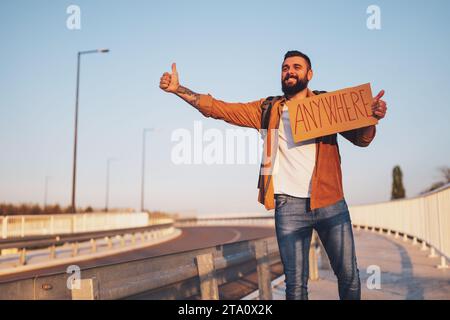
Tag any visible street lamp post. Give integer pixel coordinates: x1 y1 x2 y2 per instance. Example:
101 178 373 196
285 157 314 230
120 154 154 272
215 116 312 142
141 128 154 212
44 175 51 212
105 158 116 212
71 48 109 213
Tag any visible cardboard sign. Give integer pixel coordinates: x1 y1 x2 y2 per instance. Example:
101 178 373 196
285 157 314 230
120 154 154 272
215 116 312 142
287 83 378 142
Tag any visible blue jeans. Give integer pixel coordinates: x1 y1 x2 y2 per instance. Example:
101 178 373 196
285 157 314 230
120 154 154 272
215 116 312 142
274 194 361 300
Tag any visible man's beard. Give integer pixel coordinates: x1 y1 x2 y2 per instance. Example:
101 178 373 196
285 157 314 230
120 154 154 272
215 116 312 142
281 75 309 96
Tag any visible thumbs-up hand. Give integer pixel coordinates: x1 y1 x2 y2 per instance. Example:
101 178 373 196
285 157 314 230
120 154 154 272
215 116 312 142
159 63 180 93
371 90 387 120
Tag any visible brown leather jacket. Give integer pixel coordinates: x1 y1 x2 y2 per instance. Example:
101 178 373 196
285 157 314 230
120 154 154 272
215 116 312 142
196 88 376 211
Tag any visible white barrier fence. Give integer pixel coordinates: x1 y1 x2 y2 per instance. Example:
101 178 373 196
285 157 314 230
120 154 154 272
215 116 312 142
349 184 450 266
0 212 173 239
177 217 274 228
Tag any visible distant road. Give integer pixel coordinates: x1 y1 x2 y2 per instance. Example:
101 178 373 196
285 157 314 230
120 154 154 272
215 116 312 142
0 225 275 283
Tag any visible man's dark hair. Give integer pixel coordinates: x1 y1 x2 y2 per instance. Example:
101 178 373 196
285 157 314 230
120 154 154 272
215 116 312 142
283 50 312 70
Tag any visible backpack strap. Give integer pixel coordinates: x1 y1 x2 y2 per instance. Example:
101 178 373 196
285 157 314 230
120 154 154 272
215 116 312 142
260 96 282 129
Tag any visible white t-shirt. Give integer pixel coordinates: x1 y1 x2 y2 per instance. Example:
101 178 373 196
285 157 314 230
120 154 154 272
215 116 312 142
272 103 316 198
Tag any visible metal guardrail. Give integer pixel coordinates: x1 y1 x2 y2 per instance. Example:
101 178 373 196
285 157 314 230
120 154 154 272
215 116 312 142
0 223 175 266
0 212 172 239
0 236 281 300
350 184 450 269
0 216 327 300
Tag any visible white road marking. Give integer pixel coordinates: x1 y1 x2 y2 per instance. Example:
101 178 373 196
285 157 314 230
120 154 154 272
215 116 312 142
228 228 242 243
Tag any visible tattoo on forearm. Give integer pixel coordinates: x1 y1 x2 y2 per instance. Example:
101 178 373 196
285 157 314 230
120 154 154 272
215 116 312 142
176 86 200 107
176 86 195 95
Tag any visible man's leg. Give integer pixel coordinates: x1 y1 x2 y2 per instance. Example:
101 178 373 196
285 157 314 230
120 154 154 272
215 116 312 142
274 194 313 300
315 199 361 300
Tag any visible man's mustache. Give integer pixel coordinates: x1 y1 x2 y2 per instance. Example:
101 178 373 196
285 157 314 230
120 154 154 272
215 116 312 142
284 75 298 81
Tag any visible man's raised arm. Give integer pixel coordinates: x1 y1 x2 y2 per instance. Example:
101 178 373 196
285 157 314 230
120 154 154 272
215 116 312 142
159 63 264 129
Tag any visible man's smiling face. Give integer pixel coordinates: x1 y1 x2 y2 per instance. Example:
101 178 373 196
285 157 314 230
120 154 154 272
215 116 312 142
281 56 313 96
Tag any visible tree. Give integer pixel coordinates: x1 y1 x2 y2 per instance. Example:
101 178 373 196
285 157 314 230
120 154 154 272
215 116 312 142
30 204 42 215
420 166 450 194
439 166 450 184
391 165 406 200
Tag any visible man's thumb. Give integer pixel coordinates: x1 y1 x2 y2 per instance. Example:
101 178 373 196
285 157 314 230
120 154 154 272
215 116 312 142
171 62 178 75
374 89 385 101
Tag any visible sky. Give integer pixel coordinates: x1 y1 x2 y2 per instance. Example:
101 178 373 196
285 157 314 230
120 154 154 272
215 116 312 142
1 0 449 215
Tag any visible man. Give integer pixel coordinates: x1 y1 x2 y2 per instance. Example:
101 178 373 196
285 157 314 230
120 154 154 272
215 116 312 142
159 51 387 300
